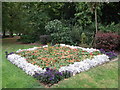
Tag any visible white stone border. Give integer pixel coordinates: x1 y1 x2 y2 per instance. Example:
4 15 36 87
7 44 110 76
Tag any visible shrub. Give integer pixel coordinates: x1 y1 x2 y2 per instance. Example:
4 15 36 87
70 25 82 45
45 19 63 34
50 27 72 44
81 32 87 44
39 35 51 45
95 32 120 50
45 19 74 45
33 68 73 86
99 22 120 33
82 23 95 45
18 34 37 44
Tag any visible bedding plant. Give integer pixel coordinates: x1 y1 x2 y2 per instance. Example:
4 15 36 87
16 44 101 70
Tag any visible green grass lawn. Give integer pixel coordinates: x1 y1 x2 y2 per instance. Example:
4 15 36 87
1 37 118 88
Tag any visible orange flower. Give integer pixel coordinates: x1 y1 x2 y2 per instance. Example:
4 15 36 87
67 60 74 63
32 61 36 65
61 56 66 59
58 57 61 59
34 50 38 53
44 48 47 50
49 58 53 60
67 51 71 53
41 58 48 61
66 55 71 58
76 60 80 62
31 53 34 55
56 53 60 55
37 57 41 59
46 63 49 66
46 61 50 63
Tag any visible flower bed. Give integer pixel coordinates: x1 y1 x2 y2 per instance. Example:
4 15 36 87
6 44 110 86
16 44 101 70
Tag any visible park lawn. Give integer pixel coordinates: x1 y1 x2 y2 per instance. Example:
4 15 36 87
52 61 118 88
2 37 118 88
2 37 44 88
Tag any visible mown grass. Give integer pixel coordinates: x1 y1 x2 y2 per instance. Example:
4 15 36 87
52 61 118 88
2 37 44 88
2 37 118 88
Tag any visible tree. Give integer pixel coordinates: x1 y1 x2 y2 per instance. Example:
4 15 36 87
75 2 92 29
87 2 102 47
2 2 25 37
87 2 102 34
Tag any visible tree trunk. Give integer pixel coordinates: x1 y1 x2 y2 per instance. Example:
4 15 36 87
9 30 13 37
3 29 6 37
92 8 98 48
95 8 98 34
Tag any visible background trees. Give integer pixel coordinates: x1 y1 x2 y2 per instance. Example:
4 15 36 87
2 2 120 46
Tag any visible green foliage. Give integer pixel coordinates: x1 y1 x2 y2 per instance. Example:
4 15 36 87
83 23 95 45
2 2 120 46
75 2 93 28
45 19 63 34
39 35 52 45
70 25 82 45
99 22 120 34
18 35 37 44
81 32 87 44
45 19 73 45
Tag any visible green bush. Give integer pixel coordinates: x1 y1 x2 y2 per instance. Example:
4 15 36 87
81 32 87 44
45 19 63 34
70 25 82 45
18 34 37 44
99 22 120 33
39 35 52 45
45 19 74 45
83 23 95 46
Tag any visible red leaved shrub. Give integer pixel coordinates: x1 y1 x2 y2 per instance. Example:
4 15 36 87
95 32 120 50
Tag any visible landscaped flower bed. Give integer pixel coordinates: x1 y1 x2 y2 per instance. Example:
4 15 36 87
6 44 111 86
16 44 101 70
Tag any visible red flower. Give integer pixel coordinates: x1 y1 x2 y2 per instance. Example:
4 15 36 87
82 51 85 52
90 52 93 55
